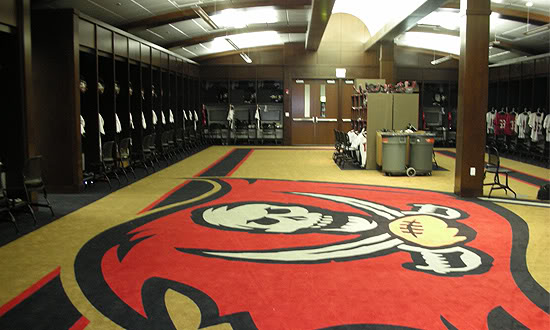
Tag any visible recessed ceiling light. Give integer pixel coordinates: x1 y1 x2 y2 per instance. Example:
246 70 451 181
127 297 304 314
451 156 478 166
525 1 533 7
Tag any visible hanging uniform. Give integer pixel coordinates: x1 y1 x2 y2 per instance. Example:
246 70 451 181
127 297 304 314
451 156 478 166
515 112 529 139
227 105 235 130
255 105 261 133
486 111 496 134
504 112 515 136
543 114 550 142
356 131 367 168
99 113 105 160
193 110 199 131
529 113 543 142
493 112 506 136
201 105 207 127
161 111 166 125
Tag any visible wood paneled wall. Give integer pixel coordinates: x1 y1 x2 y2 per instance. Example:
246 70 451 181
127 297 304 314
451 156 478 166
0 0 17 27
31 10 82 192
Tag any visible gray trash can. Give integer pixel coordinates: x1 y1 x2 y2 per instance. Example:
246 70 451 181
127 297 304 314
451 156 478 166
381 133 407 176
407 134 435 176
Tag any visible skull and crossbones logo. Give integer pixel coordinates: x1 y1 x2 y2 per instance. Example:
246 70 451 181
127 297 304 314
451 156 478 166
188 193 488 276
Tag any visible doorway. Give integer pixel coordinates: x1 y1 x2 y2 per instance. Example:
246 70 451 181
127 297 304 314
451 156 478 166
290 79 355 145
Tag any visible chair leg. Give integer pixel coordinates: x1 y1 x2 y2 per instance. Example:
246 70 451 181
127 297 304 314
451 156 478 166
26 204 37 226
504 173 517 199
8 211 19 233
129 166 137 179
43 187 54 216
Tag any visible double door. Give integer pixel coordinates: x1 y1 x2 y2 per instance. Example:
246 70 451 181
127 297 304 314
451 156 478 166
290 79 355 145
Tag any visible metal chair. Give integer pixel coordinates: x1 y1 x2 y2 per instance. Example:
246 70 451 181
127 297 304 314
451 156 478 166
1 181 36 233
484 146 517 198
93 141 121 189
119 137 136 179
23 155 54 216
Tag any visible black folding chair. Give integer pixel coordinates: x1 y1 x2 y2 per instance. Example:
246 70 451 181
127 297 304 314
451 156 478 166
23 155 54 216
484 146 517 198
1 181 36 233
119 137 137 179
94 141 121 189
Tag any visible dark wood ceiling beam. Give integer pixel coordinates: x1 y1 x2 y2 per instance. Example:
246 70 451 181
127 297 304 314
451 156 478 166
364 0 449 52
165 25 307 49
305 0 335 50
443 1 549 25
120 0 312 31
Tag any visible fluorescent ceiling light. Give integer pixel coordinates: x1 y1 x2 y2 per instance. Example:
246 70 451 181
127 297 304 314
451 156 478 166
525 1 533 7
489 50 511 58
345 80 354 85
524 24 550 36
296 80 304 84
181 46 197 57
225 38 240 50
213 31 281 50
395 32 460 55
431 55 452 65
240 52 252 64
211 8 278 29
332 0 427 37
169 24 189 37
327 80 336 84
193 5 219 30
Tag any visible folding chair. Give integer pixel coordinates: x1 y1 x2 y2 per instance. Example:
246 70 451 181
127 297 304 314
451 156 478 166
484 146 517 198
94 141 121 189
23 156 54 216
119 137 137 179
1 181 36 233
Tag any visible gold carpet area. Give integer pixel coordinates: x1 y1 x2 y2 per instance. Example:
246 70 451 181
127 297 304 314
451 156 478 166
0 146 548 329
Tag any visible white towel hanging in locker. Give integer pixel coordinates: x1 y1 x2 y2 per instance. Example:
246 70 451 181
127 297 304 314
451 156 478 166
169 109 175 123
98 113 105 135
115 113 122 133
80 115 86 135
152 110 158 125
161 111 166 125
129 113 134 129
141 111 147 129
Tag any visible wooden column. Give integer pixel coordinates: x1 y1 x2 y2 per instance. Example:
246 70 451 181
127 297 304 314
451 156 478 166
454 0 490 197
379 41 394 84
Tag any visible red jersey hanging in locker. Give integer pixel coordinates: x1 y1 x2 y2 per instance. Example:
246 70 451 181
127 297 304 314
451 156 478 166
504 111 516 136
493 111 507 136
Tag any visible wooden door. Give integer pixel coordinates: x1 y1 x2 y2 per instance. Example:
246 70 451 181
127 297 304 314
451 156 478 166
291 80 315 144
291 80 339 145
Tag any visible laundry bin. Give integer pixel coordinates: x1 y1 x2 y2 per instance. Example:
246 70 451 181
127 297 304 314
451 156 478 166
381 133 407 176
407 133 435 176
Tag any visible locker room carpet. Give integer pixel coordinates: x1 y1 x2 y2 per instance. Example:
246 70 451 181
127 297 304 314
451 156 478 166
0 146 549 329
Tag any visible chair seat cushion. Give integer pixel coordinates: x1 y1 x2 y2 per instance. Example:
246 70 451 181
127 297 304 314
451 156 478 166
24 178 43 188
